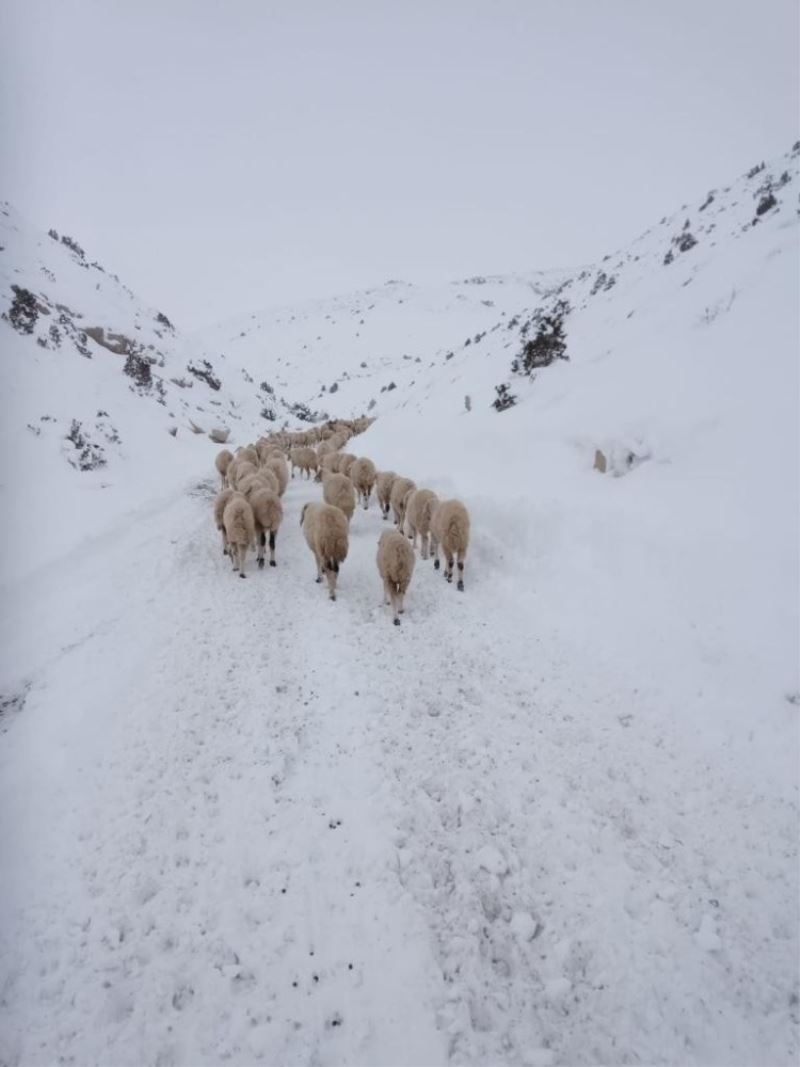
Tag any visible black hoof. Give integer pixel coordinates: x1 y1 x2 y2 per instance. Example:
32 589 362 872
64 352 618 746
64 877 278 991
239 573 246 579
258 558 265 569
270 560 276 567
316 577 322 583
393 617 401 626
457 581 464 592
434 559 440 570
446 575 452 583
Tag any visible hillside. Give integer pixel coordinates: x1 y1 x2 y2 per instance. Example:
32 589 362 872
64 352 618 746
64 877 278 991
0 143 798 1066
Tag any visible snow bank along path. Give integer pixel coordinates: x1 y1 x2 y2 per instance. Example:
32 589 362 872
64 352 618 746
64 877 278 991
0 466 797 1066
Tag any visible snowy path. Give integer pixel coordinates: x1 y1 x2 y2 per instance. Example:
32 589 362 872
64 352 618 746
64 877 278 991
0 474 797 1066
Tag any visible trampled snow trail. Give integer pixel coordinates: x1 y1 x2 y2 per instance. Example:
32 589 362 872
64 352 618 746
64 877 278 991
0 474 796 1066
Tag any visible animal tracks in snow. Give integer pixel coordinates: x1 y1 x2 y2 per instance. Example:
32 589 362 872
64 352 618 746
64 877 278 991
0 476 796 1066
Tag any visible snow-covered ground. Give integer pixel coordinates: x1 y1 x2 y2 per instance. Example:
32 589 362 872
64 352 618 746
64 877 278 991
1 144 798 1065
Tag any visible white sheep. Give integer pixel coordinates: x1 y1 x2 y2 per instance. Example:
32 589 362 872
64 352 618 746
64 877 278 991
336 453 357 477
265 454 289 495
249 487 284 568
322 471 356 522
300 502 349 601
376 529 416 626
215 448 234 489
430 499 471 591
213 488 236 555
291 446 319 480
404 488 439 559
350 457 377 510
319 452 339 479
389 476 416 529
228 458 258 489
223 494 256 578
238 445 259 466
238 470 280 501
375 471 397 519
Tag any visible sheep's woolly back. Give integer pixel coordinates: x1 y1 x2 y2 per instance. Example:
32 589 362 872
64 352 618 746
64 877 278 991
323 472 356 520
350 457 377 492
230 460 258 488
214 488 235 527
215 449 234 476
239 446 259 466
223 495 256 547
377 530 416 593
390 476 416 511
302 503 349 565
249 488 284 533
257 468 280 494
238 472 278 500
432 499 471 554
293 446 318 470
265 456 289 495
376 470 397 504
406 488 439 534
336 453 357 476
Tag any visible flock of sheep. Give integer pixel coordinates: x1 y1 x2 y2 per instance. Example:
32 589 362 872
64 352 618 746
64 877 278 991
212 418 471 625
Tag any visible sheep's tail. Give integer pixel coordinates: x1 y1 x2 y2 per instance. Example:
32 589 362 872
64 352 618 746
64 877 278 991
330 530 349 565
446 512 467 550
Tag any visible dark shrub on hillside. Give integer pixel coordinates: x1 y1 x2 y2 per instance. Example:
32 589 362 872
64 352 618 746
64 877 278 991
187 360 221 390
493 384 517 411
60 234 86 259
512 300 569 375
124 352 153 389
4 286 40 335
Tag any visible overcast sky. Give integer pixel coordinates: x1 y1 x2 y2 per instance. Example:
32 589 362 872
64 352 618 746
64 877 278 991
2 0 798 329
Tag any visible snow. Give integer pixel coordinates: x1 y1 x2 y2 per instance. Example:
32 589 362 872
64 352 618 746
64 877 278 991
0 146 798 1065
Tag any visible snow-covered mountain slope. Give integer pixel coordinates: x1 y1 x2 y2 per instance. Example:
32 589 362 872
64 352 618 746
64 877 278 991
0 204 331 582
192 143 799 428
1 143 798 1067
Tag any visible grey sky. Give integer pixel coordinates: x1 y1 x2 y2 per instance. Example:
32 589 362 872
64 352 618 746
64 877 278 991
2 0 798 329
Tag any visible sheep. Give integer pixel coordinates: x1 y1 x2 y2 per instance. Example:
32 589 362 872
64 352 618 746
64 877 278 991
291 446 318 480
319 453 339 478
389 476 416 529
322 472 356 522
249 488 284 568
300 502 349 601
223 494 256 578
404 488 439 559
228 458 257 489
238 470 280 500
265 454 289 495
376 529 415 626
215 448 234 489
350 457 377 510
256 441 275 464
375 471 397 519
258 441 283 460
238 446 259 467
430 499 471 591
213 488 236 555
336 453 357 477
